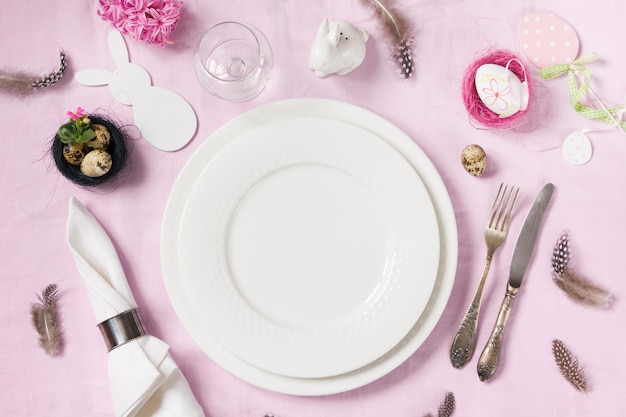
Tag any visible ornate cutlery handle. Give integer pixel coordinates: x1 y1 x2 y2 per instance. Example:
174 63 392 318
450 299 481 368
477 284 519 381
450 257 493 368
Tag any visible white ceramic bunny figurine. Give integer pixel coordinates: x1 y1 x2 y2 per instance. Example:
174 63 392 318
75 31 197 152
308 20 369 78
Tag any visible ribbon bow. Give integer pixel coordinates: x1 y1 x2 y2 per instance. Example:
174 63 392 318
540 53 626 130
539 52 598 79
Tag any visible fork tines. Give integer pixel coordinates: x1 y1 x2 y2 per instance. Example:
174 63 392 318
488 183 520 232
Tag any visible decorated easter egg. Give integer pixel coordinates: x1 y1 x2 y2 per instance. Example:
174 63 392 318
475 64 528 118
518 12 580 69
562 131 592 165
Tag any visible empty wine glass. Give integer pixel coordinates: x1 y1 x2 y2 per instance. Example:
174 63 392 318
194 21 273 102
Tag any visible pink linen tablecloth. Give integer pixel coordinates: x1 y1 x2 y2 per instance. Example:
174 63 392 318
2 0 626 416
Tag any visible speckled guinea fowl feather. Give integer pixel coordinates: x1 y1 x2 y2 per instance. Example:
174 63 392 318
437 392 455 417
33 50 67 88
30 284 62 356
0 70 39 96
552 339 588 392
551 232 611 308
553 269 611 308
0 50 66 96
360 0 414 78
422 391 455 417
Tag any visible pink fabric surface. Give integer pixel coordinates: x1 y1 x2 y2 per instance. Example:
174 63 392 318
2 0 626 416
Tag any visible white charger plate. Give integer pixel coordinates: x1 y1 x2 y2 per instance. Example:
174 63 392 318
176 116 439 378
161 98 458 395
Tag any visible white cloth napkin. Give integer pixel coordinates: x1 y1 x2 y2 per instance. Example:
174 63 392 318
66 196 205 417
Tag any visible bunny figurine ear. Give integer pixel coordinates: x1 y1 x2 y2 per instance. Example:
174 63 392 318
75 69 114 86
108 31 152 106
74 32 151 105
74 31 133 88
108 30 130 68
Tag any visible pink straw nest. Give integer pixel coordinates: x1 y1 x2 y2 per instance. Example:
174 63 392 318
462 49 534 130
98 0 183 47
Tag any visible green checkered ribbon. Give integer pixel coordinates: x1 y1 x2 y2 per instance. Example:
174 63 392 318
540 52 626 130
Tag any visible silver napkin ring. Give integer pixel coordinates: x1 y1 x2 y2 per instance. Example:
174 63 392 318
97 309 147 351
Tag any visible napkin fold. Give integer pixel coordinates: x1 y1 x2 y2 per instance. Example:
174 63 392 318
66 196 205 417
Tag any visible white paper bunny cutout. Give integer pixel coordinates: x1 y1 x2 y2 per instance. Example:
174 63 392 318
75 31 197 152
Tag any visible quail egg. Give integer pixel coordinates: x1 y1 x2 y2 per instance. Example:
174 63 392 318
62 143 86 166
80 149 112 177
86 124 111 150
461 144 487 177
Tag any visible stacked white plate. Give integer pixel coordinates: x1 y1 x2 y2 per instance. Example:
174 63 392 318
161 99 458 395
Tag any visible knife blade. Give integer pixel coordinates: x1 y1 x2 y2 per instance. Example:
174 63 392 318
477 183 554 381
508 183 555 288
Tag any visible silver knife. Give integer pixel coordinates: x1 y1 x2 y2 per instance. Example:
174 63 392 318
477 183 554 381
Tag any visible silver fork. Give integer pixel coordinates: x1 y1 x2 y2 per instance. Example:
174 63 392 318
450 183 519 369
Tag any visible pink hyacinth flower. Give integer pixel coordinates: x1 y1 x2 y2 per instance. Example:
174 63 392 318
97 0 183 47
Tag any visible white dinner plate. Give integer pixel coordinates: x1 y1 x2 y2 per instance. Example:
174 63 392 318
161 98 458 395
176 117 439 378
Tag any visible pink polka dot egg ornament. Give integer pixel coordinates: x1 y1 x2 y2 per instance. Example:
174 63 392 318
518 12 580 69
562 131 592 165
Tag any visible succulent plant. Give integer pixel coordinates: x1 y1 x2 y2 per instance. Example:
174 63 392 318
57 107 96 144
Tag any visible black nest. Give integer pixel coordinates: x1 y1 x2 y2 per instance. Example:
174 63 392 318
51 115 130 187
